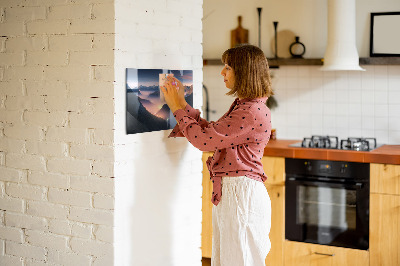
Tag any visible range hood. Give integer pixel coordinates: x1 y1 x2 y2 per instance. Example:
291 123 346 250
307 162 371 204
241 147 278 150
320 0 365 71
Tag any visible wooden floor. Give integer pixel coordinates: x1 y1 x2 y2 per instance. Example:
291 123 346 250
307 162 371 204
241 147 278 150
202 257 211 266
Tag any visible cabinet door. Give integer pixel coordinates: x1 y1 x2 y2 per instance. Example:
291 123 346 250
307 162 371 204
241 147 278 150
370 163 400 196
370 193 400 266
262 156 285 185
284 241 369 266
265 184 284 266
202 152 213 258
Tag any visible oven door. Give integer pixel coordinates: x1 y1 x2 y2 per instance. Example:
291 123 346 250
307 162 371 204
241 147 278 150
285 177 369 250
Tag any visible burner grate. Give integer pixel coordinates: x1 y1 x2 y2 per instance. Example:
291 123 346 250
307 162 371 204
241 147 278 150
340 137 377 151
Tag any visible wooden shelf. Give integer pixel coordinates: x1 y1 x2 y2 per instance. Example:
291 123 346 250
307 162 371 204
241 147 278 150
203 58 323 67
359 57 400 65
203 57 400 67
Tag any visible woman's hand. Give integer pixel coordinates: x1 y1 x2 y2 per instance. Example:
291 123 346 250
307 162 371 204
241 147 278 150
160 76 187 113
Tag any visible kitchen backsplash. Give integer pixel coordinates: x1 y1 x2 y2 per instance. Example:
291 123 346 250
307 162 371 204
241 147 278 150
203 65 400 145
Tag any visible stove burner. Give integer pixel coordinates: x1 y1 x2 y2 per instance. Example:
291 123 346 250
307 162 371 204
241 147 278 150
340 137 377 151
301 135 339 149
294 136 379 151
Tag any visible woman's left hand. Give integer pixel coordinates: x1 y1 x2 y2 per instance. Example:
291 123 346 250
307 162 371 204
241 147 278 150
160 77 185 113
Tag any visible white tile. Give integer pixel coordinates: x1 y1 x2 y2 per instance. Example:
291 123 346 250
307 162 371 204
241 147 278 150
375 104 389 117
348 76 362 91
348 90 362 103
311 87 323 101
323 103 336 115
310 77 324 89
298 77 311 89
361 75 374 91
311 114 324 128
374 78 388 91
336 90 349 103
286 77 299 89
374 65 388 78
323 87 336 103
388 65 400 76
310 66 324 77
336 115 348 128
298 67 311 78
388 104 400 117
374 130 389 144
362 116 375 130
348 116 362 129
285 66 298 77
336 128 349 140
348 103 362 116
361 90 375 104
388 76 400 91
388 91 400 104
311 102 324 113
388 117 400 131
361 129 375 138
374 117 389 130
349 128 362 137
323 115 336 129
374 90 388 104
336 103 349 116
361 104 375 116
388 131 400 144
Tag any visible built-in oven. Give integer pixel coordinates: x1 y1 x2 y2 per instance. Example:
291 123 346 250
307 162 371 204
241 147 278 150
285 158 370 250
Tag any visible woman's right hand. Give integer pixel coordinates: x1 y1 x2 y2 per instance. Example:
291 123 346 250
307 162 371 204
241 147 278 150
168 76 187 108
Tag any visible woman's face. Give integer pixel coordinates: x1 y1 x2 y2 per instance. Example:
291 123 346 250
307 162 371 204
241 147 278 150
220 64 235 89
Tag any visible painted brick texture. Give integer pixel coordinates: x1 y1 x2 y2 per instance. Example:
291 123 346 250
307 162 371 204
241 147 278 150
0 0 115 265
113 0 203 265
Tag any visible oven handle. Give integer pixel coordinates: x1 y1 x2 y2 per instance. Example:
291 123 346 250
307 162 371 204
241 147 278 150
286 177 364 189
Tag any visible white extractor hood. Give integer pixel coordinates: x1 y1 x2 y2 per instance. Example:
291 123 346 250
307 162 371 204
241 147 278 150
320 0 365 71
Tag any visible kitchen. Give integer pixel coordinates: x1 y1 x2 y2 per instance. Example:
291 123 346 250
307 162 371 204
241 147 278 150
202 0 400 265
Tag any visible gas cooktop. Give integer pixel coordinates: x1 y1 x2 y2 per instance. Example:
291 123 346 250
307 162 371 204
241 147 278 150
289 135 382 151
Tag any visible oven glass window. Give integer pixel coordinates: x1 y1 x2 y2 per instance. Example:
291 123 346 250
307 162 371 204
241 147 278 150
297 186 356 230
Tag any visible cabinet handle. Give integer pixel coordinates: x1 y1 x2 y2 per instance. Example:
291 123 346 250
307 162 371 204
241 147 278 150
314 252 335 257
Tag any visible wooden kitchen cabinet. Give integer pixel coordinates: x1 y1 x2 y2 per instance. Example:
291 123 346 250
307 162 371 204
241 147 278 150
284 241 369 266
201 154 286 266
370 163 400 266
262 156 285 266
202 152 213 258
370 163 400 195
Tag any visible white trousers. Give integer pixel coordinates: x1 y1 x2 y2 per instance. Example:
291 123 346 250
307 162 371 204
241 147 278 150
212 176 271 266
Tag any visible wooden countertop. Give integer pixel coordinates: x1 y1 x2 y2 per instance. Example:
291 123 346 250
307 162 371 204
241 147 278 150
263 139 400 165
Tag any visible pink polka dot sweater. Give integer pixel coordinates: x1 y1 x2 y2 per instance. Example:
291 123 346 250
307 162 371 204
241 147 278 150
169 97 272 206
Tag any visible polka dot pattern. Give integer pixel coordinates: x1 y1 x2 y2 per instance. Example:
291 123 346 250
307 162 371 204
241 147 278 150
168 97 272 206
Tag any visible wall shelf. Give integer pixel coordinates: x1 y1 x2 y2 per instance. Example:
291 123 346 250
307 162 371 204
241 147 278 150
203 57 400 67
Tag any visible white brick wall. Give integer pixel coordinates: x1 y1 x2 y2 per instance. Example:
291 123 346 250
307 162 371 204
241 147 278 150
1 0 204 265
0 0 115 265
114 0 203 265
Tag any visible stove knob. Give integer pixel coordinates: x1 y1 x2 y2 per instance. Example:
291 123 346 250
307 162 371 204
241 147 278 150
340 164 347 174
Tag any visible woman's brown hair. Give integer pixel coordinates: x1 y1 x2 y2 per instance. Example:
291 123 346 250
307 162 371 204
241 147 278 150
221 44 273 99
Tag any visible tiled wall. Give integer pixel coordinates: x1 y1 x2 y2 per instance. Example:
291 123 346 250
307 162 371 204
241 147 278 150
203 65 400 145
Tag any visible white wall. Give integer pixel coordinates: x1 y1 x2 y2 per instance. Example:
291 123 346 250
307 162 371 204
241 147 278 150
0 0 115 265
203 0 400 145
113 0 203 265
203 0 400 58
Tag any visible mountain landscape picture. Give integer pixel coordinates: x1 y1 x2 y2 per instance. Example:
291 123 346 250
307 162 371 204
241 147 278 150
126 68 194 134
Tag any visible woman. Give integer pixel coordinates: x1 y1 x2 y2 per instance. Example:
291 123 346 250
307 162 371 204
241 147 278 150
161 44 273 266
